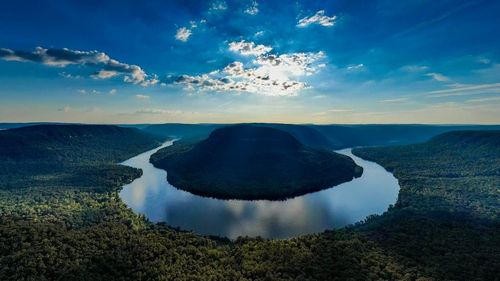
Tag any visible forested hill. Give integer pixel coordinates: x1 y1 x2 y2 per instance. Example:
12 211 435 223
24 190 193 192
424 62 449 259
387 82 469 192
151 125 362 200
144 123 332 149
428 130 500 150
0 124 163 164
353 130 500 220
0 125 164 191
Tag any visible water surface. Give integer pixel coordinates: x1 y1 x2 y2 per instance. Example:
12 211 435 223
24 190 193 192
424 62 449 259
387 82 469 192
119 141 399 239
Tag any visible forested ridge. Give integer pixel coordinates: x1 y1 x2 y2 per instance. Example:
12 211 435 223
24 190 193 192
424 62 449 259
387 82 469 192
150 125 362 200
0 126 499 280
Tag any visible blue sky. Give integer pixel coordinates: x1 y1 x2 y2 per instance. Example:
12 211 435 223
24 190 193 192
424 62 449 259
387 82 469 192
0 0 499 124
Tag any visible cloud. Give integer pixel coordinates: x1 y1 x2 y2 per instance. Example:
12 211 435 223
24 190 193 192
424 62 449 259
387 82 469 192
400 65 429 72
209 0 227 11
135 94 150 99
297 10 337 27
58 106 72 112
174 49 326 96
254 31 264 37
426 72 450 82
244 1 259 15
135 108 179 114
59 71 81 79
174 20 205 42
109 89 117 95
379 97 409 104
0 47 158 86
346 63 365 71
312 108 353 116
92 69 119 79
466 96 500 103
228 40 272 56
175 27 192 42
426 83 500 97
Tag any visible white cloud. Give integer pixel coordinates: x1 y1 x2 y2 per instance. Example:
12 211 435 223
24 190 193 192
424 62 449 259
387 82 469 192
210 0 227 11
175 27 192 42
466 96 500 103
379 97 409 104
297 10 337 27
245 1 259 15
254 31 264 37
59 72 81 79
400 65 429 72
135 108 182 114
135 94 150 99
426 72 450 82
109 89 117 95
0 47 158 86
426 83 500 97
175 49 326 96
228 40 272 56
346 63 365 71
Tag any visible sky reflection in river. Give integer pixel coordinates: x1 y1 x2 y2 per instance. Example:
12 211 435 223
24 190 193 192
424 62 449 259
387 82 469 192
119 141 399 239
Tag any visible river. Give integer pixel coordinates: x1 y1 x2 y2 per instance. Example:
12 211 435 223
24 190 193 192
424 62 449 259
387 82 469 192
119 141 399 239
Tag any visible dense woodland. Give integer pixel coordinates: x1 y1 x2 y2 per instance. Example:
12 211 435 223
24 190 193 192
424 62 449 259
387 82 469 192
150 125 362 200
0 125 499 280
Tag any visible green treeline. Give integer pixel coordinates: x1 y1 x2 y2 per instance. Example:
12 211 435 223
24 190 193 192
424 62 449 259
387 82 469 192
0 126 499 280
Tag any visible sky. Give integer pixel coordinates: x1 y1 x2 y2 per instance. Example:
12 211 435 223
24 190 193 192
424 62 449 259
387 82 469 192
0 0 499 124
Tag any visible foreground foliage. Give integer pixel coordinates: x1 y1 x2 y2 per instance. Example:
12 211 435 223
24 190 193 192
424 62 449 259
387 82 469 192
0 127 499 280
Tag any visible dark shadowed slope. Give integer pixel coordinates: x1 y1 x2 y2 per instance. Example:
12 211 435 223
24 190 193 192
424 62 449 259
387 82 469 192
151 125 362 200
0 124 163 163
0 125 164 190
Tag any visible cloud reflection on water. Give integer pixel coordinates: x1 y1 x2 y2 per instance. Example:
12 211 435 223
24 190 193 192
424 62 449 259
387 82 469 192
119 143 399 239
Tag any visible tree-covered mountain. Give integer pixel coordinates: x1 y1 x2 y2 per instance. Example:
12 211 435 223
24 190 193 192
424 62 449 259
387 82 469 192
0 125 164 191
151 125 362 200
0 124 163 163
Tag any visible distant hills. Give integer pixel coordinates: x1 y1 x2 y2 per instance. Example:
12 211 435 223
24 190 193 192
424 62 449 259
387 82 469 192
143 123 500 149
150 125 363 200
3 123 500 149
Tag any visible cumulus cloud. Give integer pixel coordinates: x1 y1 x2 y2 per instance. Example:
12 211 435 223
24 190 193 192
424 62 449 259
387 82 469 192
426 72 450 82
175 27 192 42
228 40 272 56
174 43 326 96
0 47 158 86
245 1 259 15
297 10 337 27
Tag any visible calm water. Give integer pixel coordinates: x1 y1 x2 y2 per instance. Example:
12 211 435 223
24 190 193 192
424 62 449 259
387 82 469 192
119 141 400 239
